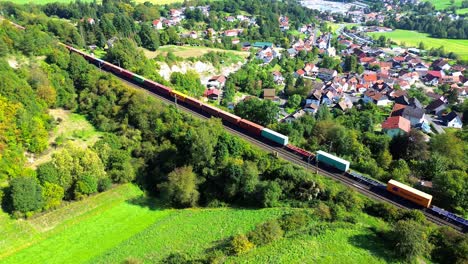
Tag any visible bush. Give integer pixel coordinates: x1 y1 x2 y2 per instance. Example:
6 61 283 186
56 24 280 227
314 203 332 221
333 190 364 212
248 220 284 246
98 178 112 192
364 201 401 222
9 177 44 214
74 174 98 200
229 234 255 255
279 211 309 233
162 253 190 264
430 226 468 264
42 182 64 210
255 181 282 208
204 250 226 264
387 220 430 262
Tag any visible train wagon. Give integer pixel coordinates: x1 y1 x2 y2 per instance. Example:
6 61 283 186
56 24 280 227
261 128 288 146
387 180 432 208
239 119 263 136
132 73 145 84
316 150 350 172
170 90 187 102
185 97 203 109
217 109 241 125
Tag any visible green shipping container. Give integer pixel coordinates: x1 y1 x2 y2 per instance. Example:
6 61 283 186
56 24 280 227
316 150 350 172
261 128 288 146
133 74 145 84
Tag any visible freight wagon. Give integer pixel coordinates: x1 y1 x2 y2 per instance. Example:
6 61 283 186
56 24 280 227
261 128 288 145
316 151 350 172
239 119 264 136
387 180 432 208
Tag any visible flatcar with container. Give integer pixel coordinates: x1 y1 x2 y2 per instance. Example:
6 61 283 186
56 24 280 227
316 150 350 172
387 180 432 208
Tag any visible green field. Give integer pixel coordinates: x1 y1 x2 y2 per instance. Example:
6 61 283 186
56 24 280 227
368 29 468 60
423 0 463 10
0 184 396 264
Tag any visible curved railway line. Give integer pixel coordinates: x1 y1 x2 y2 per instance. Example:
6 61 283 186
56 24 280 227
112 73 462 233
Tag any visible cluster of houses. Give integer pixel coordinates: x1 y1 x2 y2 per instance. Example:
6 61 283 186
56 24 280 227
152 6 210 29
279 31 466 133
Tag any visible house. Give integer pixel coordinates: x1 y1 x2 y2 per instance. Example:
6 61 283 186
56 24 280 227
382 116 411 138
207 75 226 88
231 38 240 45
263 89 276 100
394 95 423 109
189 31 198 39
287 48 298 58
363 71 378 84
392 105 425 126
303 102 319 115
317 68 337 81
170 9 183 18
224 30 239 37
152 19 163 29
203 88 221 100
443 112 463 128
295 69 306 78
425 99 447 115
431 59 451 71
272 71 284 85
363 90 391 106
226 16 235 22
304 63 318 76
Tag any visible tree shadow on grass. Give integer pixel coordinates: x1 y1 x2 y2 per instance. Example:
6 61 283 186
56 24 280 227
348 229 399 263
125 195 168 211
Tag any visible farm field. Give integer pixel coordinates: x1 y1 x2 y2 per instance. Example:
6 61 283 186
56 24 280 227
0 184 395 264
368 29 468 60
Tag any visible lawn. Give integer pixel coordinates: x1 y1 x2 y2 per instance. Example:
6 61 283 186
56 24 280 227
368 29 468 60
0 183 396 264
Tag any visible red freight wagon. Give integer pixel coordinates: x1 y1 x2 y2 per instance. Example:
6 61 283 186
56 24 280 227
120 69 134 79
185 97 203 108
201 103 221 117
155 83 172 95
239 119 263 136
217 109 241 125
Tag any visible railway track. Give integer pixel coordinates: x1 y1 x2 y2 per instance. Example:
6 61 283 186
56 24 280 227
105 70 463 233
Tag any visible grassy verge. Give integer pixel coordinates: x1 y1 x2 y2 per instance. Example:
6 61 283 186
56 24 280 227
368 29 468 60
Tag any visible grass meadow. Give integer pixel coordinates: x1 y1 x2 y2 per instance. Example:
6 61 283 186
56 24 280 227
368 29 468 60
0 184 397 264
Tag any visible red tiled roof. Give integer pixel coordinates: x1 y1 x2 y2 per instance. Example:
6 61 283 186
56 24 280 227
427 70 442 78
382 116 410 133
204 89 220 97
296 69 305 75
393 56 405 62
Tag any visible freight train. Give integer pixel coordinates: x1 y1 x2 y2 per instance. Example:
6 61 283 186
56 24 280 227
63 45 467 232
